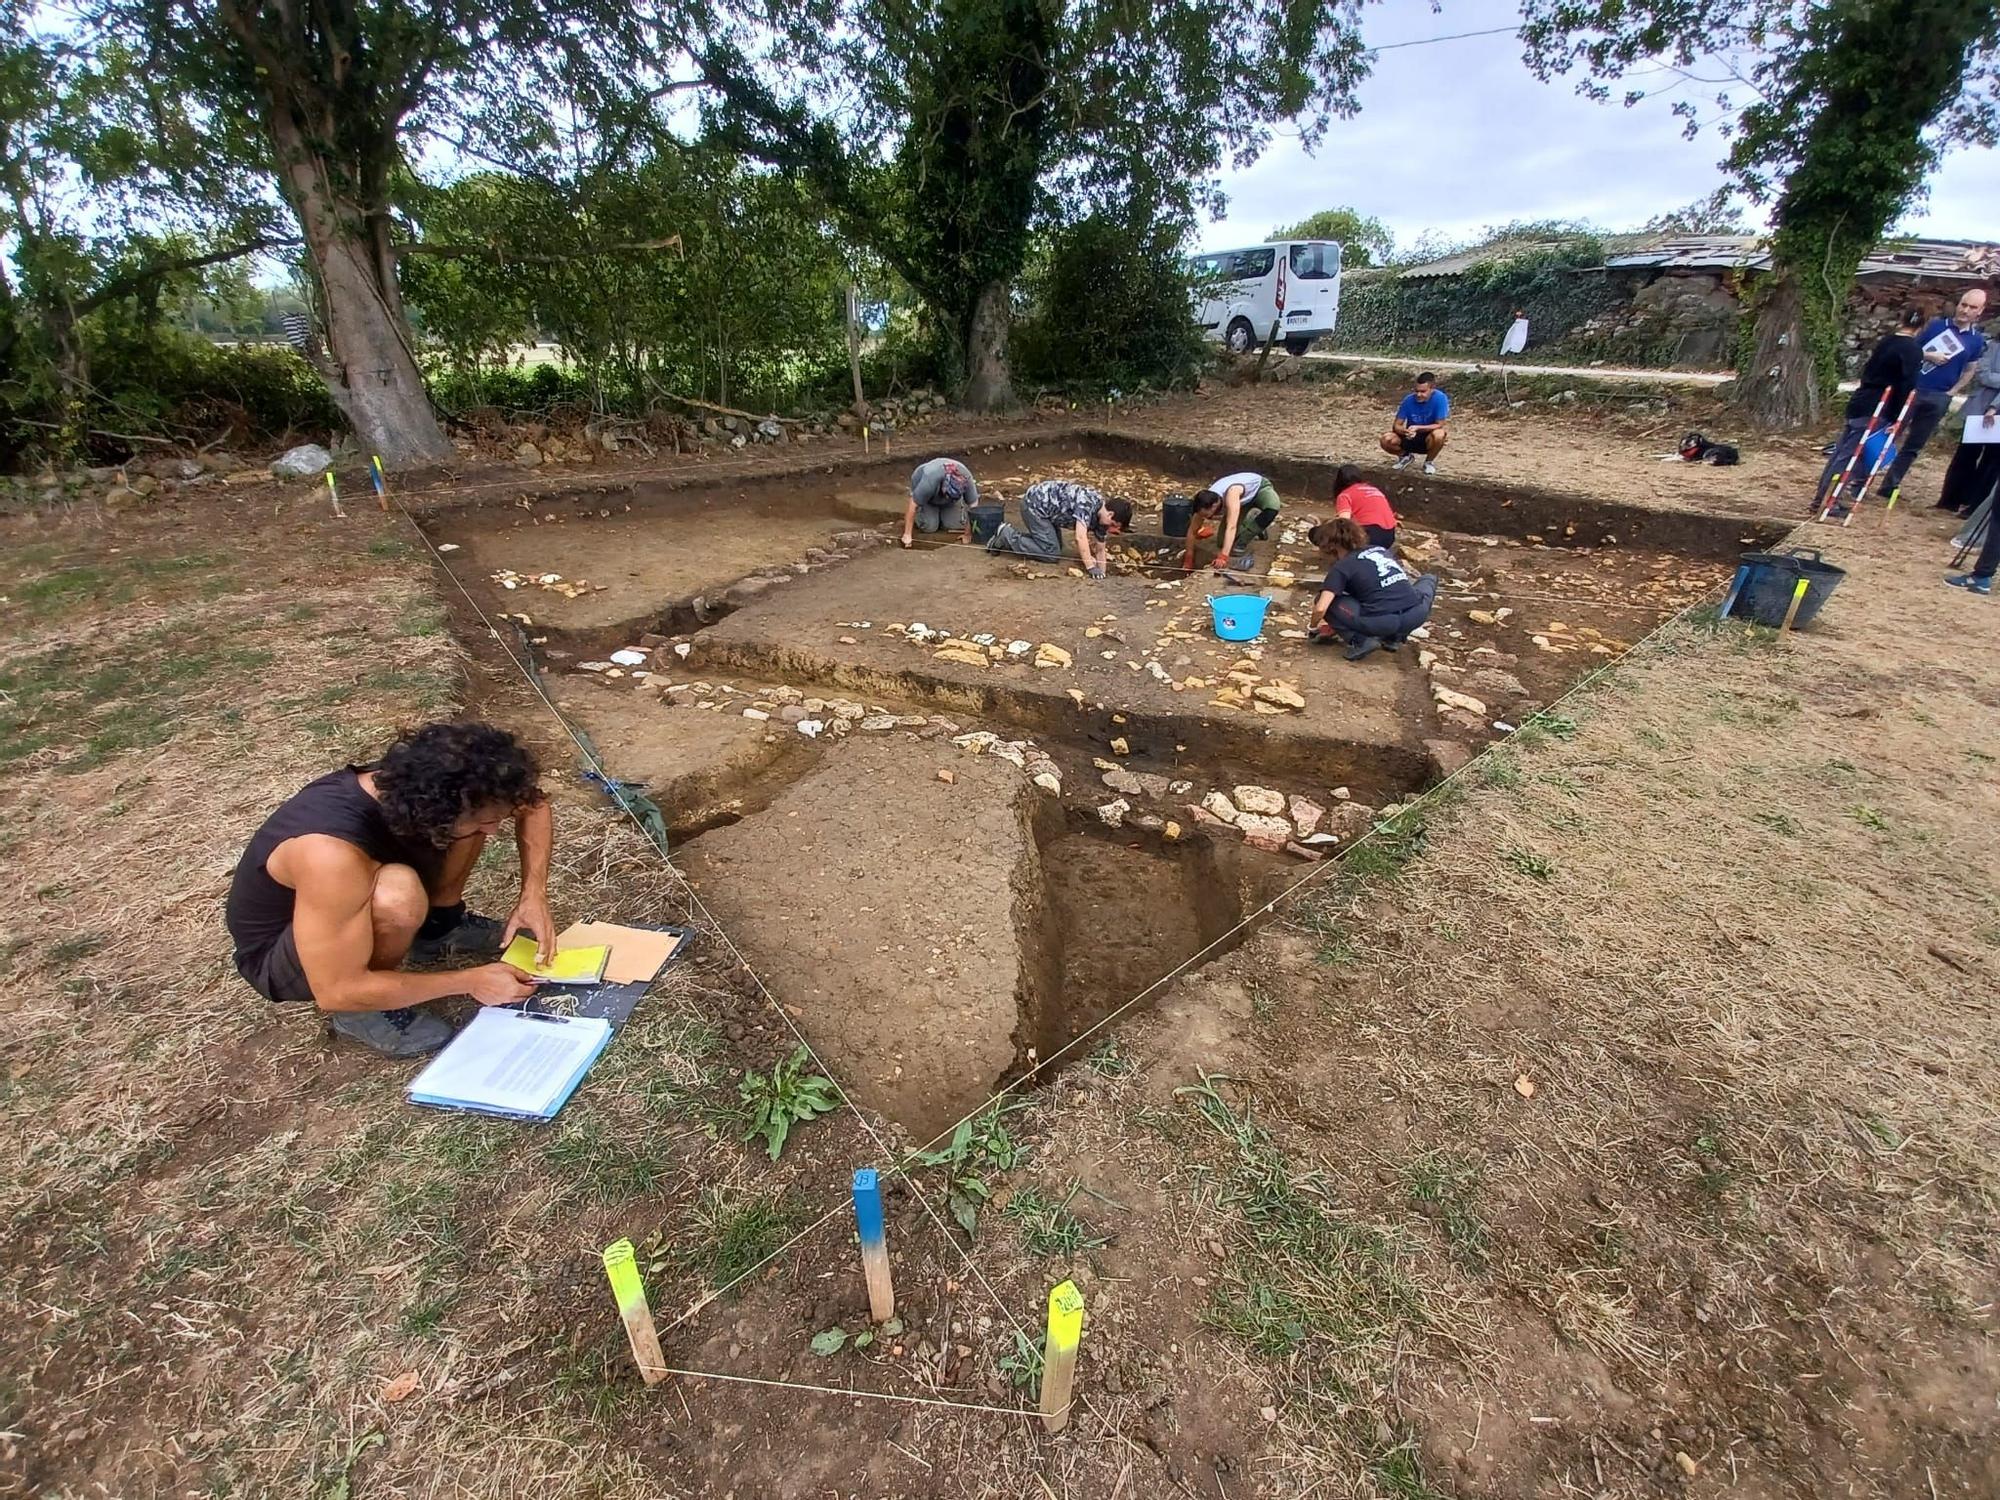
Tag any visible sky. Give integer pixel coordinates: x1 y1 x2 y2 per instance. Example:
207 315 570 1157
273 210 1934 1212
1197 0 2000 255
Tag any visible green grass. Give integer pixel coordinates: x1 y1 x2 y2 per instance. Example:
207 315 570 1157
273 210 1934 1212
45 934 106 967
1002 1185 1107 1258
1401 1151 1489 1268
1753 809 1801 837
3 551 242 621
647 1187 810 1292
1181 1076 1425 1356
0 633 276 771
1503 847 1555 881
1848 803 1890 833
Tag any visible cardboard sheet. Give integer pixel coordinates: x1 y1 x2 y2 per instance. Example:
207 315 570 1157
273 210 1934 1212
552 920 691 984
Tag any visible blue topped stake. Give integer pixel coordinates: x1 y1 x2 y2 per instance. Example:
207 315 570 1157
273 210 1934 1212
852 1168 895 1323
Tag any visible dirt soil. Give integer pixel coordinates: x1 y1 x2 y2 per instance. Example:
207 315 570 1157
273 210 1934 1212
3 370 1993 1500
679 737 1033 1141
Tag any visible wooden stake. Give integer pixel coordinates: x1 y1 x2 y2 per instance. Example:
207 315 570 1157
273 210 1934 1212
1779 575 1811 634
602 1238 667 1384
1039 1279 1086 1433
851 1168 895 1323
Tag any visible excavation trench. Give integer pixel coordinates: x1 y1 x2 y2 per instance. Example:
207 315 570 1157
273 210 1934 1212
437 432 1776 1132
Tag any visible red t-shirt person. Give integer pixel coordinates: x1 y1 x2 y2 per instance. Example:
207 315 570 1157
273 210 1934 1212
1335 481 1398 548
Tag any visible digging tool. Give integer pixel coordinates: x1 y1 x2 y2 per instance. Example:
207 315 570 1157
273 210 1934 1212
1816 389 1887 517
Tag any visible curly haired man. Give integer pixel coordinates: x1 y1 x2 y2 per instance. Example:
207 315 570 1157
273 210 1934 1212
226 721 558 1056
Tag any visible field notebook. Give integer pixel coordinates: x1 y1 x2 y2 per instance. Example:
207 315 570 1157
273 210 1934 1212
501 934 610 984
406 1007 613 1121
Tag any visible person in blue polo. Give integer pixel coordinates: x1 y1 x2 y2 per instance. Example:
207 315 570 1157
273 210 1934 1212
1380 372 1449 473
1877 287 1988 500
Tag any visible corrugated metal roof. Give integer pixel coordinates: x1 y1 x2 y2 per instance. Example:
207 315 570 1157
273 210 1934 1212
1403 232 2000 281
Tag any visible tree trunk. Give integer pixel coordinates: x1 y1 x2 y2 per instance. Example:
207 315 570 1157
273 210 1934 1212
1735 265 1822 430
962 280 1015 413
271 119 454 471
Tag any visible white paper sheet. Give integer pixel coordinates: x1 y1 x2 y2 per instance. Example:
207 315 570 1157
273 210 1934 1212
1962 413 2000 444
1501 317 1529 356
407 1007 611 1117
1924 327 1965 362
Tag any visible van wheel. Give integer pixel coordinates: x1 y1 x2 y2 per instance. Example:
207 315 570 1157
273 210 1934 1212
1224 318 1257 356
1284 336 1313 356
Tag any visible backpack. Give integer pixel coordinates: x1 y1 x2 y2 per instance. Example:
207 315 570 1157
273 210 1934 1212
1679 431 1740 466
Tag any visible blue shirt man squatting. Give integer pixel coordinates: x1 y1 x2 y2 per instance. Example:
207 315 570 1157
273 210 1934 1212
1382 373 1450 474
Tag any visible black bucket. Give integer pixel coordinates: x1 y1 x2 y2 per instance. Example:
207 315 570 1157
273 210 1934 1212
1162 496 1193 538
969 503 1004 543
1729 546 1846 629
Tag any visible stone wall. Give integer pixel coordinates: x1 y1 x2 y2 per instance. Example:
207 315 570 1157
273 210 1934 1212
1326 263 2000 375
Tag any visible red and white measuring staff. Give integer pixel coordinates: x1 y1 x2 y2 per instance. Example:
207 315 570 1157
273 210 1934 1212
1824 390 1917 527
1816 389 1886 516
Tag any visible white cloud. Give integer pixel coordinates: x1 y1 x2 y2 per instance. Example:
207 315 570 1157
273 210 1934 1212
1200 2 1997 252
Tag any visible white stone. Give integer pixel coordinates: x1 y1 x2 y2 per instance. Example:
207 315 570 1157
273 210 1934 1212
1288 796 1325 838
1233 785 1286 816
1201 791 1239 824
1236 813 1292 851
1032 772 1062 795
797 719 825 738
742 708 770 721
951 732 1000 754
1096 799 1130 828
859 715 897 731
271 443 333 478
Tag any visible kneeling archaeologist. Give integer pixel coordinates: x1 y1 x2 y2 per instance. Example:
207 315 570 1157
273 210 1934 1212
1310 517 1438 660
225 721 557 1056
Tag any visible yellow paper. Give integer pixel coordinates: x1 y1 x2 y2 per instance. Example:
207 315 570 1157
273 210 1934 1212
501 934 609 983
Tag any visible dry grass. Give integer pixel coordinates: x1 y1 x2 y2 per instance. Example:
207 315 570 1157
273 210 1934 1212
4 397 1996 1500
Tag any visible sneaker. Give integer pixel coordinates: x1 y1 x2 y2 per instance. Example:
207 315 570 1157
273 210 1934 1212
1822 503 1851 521
326 1005 456 1058
1945 573 1993 595
1344 635 1382 661
407 909 507 965
1392 454 1416 471
1423 461 1437 476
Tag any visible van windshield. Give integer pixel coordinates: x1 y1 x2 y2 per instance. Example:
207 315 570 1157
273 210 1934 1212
1289 243 1338 280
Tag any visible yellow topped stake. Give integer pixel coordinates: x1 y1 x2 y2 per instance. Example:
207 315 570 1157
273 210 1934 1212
602 1238 667 1384
1039 1279 1086 1432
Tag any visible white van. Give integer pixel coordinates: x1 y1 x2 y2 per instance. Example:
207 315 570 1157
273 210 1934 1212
1189 241 1343 356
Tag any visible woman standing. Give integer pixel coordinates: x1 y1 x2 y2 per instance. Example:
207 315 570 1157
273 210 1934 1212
1309 518 1437 661
1937 339 2000 517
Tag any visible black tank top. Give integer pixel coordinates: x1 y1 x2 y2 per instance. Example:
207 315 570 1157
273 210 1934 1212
225 766 445 972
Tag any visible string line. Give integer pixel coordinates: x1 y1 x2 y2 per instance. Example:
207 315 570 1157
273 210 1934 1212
379 466 1754 1398
386 488 1036 1348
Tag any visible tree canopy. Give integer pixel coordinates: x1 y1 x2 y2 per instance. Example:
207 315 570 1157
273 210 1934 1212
1268 207 1394 267
698 0 1375 409
1521 0 2000 425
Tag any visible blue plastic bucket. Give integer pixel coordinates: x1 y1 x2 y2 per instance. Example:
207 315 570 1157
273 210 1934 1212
1209 593 1271 641
1859 427 1899 475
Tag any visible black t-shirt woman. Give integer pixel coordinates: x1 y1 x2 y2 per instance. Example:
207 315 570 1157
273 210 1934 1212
1310 518 1439 661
